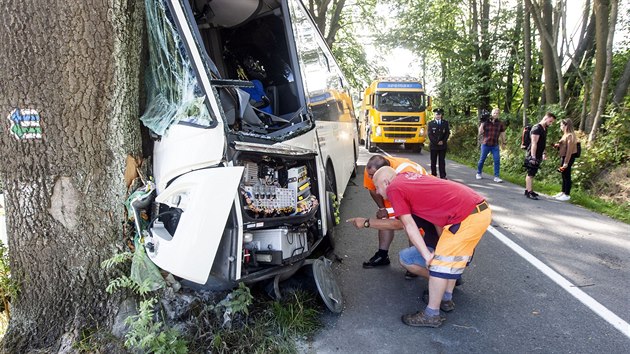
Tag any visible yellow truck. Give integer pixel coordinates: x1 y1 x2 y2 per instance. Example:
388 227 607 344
360 77 431 152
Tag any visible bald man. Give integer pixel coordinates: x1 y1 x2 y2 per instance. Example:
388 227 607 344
348 167 491 327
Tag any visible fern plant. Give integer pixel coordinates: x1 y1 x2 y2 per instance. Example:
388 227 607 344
101 250 188 352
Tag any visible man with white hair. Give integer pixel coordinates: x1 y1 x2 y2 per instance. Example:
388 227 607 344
348 167 491 327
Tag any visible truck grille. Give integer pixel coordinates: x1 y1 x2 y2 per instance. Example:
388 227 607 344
381 115 419 122
383 126 417 139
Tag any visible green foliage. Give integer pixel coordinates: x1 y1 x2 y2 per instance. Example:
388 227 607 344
215 282 254 318
100 251 133 269
0 240 17 316
270 291 320 338
101 251 188 352
0 240 15 340
124 298 187 354
189 288 321 354
571 109 630 189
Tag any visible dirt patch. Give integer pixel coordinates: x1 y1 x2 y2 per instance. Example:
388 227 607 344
590 163 630 205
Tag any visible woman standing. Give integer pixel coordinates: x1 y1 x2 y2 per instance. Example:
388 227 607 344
553 119 578 201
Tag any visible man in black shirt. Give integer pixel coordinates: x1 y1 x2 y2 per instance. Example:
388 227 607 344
524 112 556 200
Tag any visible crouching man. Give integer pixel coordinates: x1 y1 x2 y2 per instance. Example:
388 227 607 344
347 167 491 327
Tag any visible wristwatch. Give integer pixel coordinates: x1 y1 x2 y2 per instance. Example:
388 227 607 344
363 218 370 228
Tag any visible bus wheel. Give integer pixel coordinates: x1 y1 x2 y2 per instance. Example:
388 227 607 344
350 148 357 178
367 136 376 153
324 166 339 249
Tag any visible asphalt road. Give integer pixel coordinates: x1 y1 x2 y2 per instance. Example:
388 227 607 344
305 146 630 353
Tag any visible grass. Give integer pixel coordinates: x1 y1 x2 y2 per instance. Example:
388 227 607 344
188 288 322 354
448 153 630 224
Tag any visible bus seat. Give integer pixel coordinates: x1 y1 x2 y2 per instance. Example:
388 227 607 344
265 85 279 115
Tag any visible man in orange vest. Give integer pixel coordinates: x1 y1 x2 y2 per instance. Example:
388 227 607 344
362 155 437 279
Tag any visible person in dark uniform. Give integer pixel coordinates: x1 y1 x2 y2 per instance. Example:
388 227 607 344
427 108 450 179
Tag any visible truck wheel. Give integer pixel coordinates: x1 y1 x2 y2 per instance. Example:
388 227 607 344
367 136 376 153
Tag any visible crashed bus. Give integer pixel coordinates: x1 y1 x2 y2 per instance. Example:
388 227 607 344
132 0 359 311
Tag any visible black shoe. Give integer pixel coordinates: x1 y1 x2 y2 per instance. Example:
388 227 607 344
405 271 418 280
530 191 539 197
524 190 539 200
363 253 390 268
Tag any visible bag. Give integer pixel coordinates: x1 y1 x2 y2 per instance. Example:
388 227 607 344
520 125 532 150
572 141 581 158
523 155 539 169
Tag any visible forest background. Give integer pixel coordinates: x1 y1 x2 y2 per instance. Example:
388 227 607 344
312 0 630 222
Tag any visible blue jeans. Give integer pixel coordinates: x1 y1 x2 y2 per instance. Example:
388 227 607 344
477 144 500 177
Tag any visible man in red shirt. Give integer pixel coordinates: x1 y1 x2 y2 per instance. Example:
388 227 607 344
348 167 491 327
361 155 434 279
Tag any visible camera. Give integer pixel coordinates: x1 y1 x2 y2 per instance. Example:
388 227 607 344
479 109 491 123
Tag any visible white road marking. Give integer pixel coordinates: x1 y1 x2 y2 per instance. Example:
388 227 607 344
488 225 630 339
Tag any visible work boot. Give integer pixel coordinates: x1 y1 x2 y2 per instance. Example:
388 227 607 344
401 310 445 327
422 290 455 312
362 252 390 268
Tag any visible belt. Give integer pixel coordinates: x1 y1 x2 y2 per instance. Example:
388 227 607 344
470 200 489 215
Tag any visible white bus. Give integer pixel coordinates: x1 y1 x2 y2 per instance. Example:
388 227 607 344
135 0 358 303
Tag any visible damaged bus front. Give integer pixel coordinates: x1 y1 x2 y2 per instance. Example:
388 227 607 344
134 0 357 309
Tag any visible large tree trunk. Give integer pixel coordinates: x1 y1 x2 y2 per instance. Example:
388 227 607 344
565 9 596 120
505 2 523 114
528 0 560 105
589 0 618 144
0 0 144 351
523 0 532 126
586 0 611 132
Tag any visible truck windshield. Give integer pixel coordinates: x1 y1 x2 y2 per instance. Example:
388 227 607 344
375 92 425 113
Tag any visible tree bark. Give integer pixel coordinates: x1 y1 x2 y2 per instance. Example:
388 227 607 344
523 0 532 126
586 0 610 132
612 57 630 107
0 0 144 351
528 0 561 105
505 2 523 113
589 0 618 144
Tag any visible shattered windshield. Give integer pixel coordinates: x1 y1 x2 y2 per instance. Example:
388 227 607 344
140 0 215 136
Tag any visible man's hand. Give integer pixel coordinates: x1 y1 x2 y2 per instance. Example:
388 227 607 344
422 250 435 267
346 217 367 229
375 208 388 219
437 141 443 145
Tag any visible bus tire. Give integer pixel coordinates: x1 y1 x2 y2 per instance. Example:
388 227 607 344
324 165 339 249
350 147 357 178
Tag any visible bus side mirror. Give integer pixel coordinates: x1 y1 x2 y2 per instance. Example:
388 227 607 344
427 96 432 111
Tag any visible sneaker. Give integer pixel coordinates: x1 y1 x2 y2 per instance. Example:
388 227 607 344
524 191 539 200
530 191 540 197
405 271 419 280
475 173 482 180
493 177 503 183
362 253 390 268
556 194 571 201
401 310 445 327
422 291 455 312
552 192 564 198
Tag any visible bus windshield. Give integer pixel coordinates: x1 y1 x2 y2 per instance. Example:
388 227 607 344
374 92 425 112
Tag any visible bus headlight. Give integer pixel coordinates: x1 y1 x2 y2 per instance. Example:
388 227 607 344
419 127 425 137
375 126 383 136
